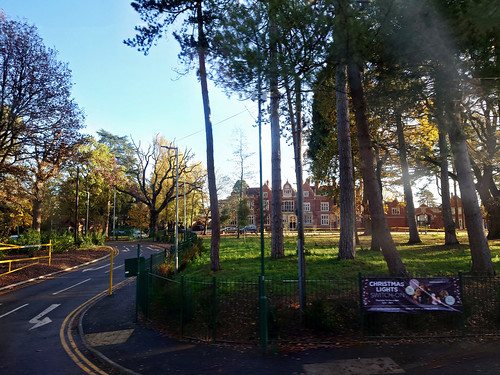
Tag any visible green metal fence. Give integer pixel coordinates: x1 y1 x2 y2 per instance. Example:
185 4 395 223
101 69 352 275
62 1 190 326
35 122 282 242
136 253 500 343
461 275 500 336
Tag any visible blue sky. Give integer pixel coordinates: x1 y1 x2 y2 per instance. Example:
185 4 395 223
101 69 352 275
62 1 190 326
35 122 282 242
1 0 298 194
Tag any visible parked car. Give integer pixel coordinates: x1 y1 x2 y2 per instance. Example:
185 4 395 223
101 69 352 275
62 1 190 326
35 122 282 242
132 230 148 238
239 225 258 234
221 226 238 234
191 224 204 232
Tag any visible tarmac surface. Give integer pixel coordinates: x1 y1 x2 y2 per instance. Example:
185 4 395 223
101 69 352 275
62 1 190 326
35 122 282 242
80 279 500 375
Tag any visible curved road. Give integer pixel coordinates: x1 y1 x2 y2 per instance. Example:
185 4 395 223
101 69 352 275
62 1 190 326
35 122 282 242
0 241 166 374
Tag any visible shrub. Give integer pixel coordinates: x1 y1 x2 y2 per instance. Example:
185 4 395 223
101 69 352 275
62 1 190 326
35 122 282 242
49 232 75 253
92 231 106 246
156 237 204 278
12 229 41 256
78 233 94 248
179 238 204 270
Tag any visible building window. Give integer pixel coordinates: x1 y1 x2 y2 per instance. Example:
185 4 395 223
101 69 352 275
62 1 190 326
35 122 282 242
264 200 269 211
304 191 309 197
305 215 312 225
320 202 329 211
264 215 270 225
304 202 310 212
282 201 294 212
392 207 400 215
263 192 268 198
321 214 329 226
248 215 254 224
247 200 254 210
284 188 292 197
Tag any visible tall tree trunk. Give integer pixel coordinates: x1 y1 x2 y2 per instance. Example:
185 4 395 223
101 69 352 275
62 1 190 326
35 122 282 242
438 131 459 245
449 134 493 274
285 75 306 307
484 198 500 240
435 75 459 245
395 111 421 244
436 64 494 274
105 200 110 236
347 62 408 276
370 145 386 252
197 2 220 271
75 167 79 244
474 164 500 240
336 64 356 259
32 181 43 232
269 14 284 259
149 209 159 237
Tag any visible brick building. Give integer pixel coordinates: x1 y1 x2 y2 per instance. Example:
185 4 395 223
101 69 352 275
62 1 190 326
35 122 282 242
246 179 338 231
384 195 466 230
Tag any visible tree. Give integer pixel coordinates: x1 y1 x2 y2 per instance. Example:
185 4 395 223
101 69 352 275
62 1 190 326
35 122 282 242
231 128 254 237
120 135 204 236
210 0 286 258
0 174 31 236
325 0 408 275
97 129 137 176
335 64 356 259
433 83 460 244
348 61 409 276
77 139 125 235
414 0 494 274
0 15 86 231
126 0 222 271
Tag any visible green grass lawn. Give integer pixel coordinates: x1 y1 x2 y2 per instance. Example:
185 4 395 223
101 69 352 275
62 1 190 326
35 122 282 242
181 231 500 281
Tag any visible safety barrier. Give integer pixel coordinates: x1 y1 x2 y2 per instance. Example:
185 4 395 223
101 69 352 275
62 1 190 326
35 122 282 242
136 268 500 344
0 241 52 276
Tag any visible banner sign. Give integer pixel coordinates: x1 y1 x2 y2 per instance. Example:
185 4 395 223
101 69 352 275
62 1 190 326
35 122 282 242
361 277 462 313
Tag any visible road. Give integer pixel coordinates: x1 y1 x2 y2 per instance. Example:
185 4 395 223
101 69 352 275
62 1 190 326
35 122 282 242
0 241 167 375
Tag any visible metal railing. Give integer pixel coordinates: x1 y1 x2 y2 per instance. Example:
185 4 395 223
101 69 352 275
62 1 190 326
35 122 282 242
0 241 52 277
135 262 500 344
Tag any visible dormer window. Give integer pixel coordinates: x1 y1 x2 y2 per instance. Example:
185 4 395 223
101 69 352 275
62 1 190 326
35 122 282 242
283 183 293 197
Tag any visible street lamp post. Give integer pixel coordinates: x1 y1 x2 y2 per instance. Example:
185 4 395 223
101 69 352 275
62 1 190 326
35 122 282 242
162 145 179 272
113 187 116 240
86 191 90 234
184 175 187 233
255 73 268 350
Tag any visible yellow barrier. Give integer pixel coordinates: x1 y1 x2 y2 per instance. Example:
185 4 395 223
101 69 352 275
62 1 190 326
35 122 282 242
0 241 52 277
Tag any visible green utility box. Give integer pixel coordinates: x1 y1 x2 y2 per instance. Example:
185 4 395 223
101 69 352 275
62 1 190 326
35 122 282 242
125 256 145 277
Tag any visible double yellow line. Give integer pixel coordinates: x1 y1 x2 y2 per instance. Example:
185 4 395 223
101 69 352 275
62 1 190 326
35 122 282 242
60 288 111 375
60 247 128 375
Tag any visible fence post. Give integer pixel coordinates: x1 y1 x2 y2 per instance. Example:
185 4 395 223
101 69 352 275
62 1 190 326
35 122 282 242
459 272 465 336
259 275 268 351
108 247 114 295
48 240 52 266
180 275 185 337
135 244 140 323
358 272 365 335
212 276 217 342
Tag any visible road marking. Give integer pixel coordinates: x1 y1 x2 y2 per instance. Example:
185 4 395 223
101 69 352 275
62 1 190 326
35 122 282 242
0 303 29 319
105 264 123 274
85 329 134 346
82 264 110 272
52 278 91 295
29 304 61 330
60 279 132 375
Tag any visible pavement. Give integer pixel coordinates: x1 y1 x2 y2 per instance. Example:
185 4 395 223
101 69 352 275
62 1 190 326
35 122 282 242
79 279 500 375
